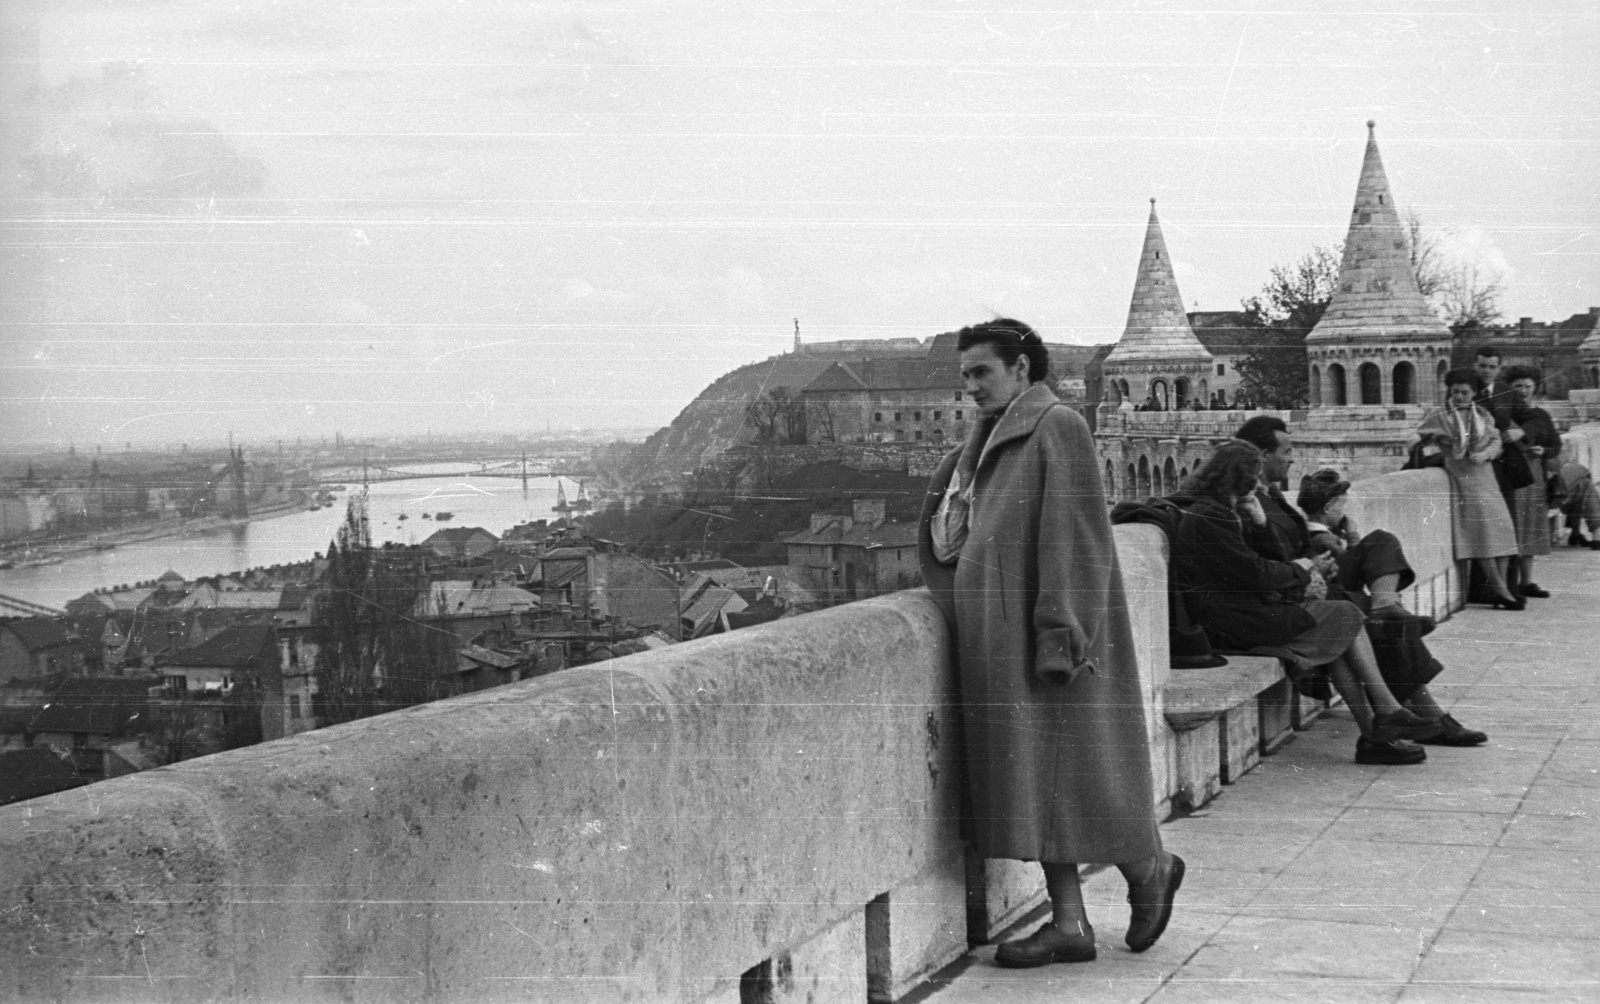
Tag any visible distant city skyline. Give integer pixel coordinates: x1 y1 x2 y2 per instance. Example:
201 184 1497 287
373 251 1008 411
2 0 1596 446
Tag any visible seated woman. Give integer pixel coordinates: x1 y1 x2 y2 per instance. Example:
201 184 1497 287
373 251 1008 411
1406 369 1522 609
1172 442 1441 765
1297 470 1488 746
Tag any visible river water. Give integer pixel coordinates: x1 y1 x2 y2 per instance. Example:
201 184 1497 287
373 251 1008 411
0 464 581 611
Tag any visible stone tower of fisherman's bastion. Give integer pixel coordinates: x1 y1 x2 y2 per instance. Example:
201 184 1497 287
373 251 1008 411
1095 121 1600 498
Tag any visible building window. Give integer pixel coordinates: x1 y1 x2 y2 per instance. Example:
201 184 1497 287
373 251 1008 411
893 411 902 421
289 694 302 719
954 392 962 401
933 410 942 420
894 429 904 441
1216 363 1225 376
913 411 922 421
955 410 963 420
914 430 923 440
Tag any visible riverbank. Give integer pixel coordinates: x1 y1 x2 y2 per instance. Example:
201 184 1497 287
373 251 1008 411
0 491 317 568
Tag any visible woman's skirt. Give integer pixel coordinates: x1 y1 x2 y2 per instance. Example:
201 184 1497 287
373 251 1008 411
1445 457 1519 560
1510 477 1552 556
1255 598 1365 670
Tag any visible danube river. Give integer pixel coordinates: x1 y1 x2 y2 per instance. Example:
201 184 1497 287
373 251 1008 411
0 464 581 611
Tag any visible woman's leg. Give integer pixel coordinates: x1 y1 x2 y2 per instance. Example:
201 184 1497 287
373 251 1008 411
1043 862 1090 936
1327 655 1376 734
1368 572 1402 610
1479 557 1515 601
1342 630 1406 716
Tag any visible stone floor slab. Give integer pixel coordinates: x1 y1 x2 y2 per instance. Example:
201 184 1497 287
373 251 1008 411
1408 929 1600 996
1318 808 1506 847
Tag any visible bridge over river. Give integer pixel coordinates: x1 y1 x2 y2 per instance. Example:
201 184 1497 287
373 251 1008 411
307 457 596 485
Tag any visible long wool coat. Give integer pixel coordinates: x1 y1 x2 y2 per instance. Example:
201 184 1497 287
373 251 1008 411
917 382 1160 864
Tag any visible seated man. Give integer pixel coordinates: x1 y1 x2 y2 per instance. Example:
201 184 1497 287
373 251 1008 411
1297 469 1487 747
1560 461 1600 549
1233 416 1433 634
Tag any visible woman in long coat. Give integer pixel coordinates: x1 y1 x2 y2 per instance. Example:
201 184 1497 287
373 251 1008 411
917 320 1181 968
1502 364 1561 597
1406 369 1521 608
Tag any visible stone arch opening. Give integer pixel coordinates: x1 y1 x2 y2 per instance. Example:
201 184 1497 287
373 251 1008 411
1103 460 1116 498
1327 363 1348 406
1126 463 1137 500
1163 458 1178 495
1392 361 1416 405
1119 379 1131 400
1358 362 1382 405
1137 455 1152 498
1149 379 1170 411
1310 364 1322 407
1174 377 1190 408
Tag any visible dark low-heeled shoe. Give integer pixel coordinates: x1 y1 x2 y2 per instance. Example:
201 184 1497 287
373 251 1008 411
1356 736 1427 764
1367 605 1437 637
1490 594 1526 611
994 922 1097 967
1518 583 1551 598
1417 713 1488 746
1372 709 1444 742
1125 852 1185 953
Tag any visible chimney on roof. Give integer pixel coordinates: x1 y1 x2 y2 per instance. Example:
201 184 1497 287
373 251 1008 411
809 512 841 535
851 497 886 529
1520 317 1532 337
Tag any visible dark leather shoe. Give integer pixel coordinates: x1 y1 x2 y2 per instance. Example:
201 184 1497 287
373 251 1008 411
1490 594 1526 611
1417 714 1488 746
1356 736 1426 764
1371 709 1444 742
1367 605 1437 637
994 922 1096 967
1125 852 1184 952
1518 583 1551 599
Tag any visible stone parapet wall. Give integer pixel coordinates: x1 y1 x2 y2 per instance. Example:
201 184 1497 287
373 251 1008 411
0 470 1493 1003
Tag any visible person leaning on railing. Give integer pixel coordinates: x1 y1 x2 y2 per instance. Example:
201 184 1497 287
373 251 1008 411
1170 442 1444 766
1405 368 1523 610
917 318 1183 968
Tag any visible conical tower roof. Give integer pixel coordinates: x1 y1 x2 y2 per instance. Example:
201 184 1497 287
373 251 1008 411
1306 122 1451 344
1104 200 1213 366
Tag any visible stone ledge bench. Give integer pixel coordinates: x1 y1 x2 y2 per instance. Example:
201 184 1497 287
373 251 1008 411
1161 657 1334 813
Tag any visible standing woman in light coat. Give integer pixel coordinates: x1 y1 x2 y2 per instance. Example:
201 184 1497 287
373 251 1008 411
1406 368 1522 609
917 319 1182 967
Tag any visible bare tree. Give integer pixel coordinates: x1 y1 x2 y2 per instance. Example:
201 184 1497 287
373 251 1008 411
807 398 838 443
1436 263 1506 332
1405 211 1447 300
744 393 781 441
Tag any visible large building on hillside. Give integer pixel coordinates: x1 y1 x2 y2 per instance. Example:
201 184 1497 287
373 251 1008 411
796 331 1097 446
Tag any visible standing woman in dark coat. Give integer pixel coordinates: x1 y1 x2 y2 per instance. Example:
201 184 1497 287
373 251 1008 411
1502 365 1561 597
918 320 1182 967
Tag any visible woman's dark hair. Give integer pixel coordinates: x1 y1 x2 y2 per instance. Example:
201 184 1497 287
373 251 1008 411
1296 469 1351 517
1442 368 1483 393
1185 441 1264 502
956 318 1050 384
1502 364 1542 384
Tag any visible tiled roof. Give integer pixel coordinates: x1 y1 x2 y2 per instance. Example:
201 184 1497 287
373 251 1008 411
782 519 919 549
423 527 498 545
163 624 277 669
29 677 159 737
2 618 78 653
1307 122 1451 346
1104 202 1214 367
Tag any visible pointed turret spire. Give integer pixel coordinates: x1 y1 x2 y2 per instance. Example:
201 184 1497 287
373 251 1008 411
1105 199 1213 365
1306 121 1449 345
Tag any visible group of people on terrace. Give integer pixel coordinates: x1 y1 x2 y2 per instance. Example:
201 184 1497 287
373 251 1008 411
913 319 1593 972
1409 346 1600 618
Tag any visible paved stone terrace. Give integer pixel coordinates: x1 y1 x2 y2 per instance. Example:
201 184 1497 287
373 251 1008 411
926 547 1600 1004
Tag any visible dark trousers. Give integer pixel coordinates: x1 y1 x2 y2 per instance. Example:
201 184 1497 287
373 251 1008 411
1326 530 1438 703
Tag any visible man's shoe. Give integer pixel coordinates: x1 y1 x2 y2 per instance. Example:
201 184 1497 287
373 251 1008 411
994 922 1097 967
1569 530 1588 547
1518 583 1551 599
1125 852 1185 953
1367 605 1437 637
1356 736 1427 765
1590 540 1600 551
1371 709 1444 742
1417 714 1488 747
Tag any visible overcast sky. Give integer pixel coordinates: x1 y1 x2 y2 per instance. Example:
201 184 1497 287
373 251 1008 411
1 0 1595 448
